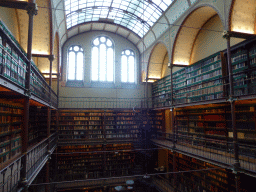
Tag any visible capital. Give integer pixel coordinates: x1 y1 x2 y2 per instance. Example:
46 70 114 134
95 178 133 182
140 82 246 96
48 55 55 62
223 30 231 39
26 3 38 16
25 89 31 98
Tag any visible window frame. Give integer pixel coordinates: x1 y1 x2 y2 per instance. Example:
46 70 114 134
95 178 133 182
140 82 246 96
121 49 136 84
67 45 84 82
91 36 114 83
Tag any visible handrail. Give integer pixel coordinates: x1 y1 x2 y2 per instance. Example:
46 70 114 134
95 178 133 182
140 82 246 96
27 133 56 154
59 97 152 109
153 66 256 107
0 20 57 108
154 131 256 173
0 133 57 192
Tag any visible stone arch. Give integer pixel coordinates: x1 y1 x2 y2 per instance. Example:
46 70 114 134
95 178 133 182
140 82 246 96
229 0 256 34
147 42 169 80
172 5 225 65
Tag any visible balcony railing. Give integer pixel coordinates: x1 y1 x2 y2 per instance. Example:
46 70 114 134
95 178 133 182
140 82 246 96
154 132 256 174
0 21 57 108
59 97 152 109
0 133 57 192
56 176 136 190
153 68 256 108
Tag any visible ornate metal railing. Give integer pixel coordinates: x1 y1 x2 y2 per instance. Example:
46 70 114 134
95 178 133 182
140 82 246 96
59 97 152 109
154 132 256 174
0 133 57 192
153 68 256 108
0 20 57 108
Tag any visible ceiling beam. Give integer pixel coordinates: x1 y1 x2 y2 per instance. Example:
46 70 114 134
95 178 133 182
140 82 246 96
169 64 189 67
0 1 35 10
223 31 256 39
32 54 51 58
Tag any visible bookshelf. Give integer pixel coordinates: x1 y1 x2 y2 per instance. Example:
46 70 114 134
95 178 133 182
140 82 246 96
57 143 135 181
51 109 57 133
174 102 256 154
58 109 151 141
230 47 248 96
28 106 48 145
0 99 23 164
150 110 165 133
152 75 172 108
174 52 224 104
0 32 27 88
152 52 225 107
168 151 236 192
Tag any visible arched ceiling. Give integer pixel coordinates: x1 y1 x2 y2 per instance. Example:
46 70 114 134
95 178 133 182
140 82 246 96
172 6 219 65
60 22 142 48
52 0 197 53
230 0 256 34
148 42 168 79
64 0 173 37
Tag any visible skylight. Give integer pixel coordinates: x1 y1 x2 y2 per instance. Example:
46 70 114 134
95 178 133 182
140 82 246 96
64 0 173 37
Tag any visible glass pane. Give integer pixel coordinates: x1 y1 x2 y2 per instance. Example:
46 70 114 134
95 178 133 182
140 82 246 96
99 44 106 81
68 51 75 80
91 47 99 81
107 48 113 82
106 39 112 47
100 36 106 43
77 52 83 80
128 55 135 82
93 38 99 46
121 55 127 82
64 0 174 35
74 46 79 51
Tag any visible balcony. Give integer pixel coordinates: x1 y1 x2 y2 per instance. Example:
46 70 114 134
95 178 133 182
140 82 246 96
0 133 57 192
0 20 57 109
152 132 256 176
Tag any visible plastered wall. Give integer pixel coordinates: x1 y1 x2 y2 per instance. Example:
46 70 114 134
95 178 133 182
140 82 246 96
0 7 19 44
142 0 243 78
191 15 244 63
60 31 151 102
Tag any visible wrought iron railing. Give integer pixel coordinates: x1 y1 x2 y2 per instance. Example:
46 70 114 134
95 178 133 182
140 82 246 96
30 64 58 108
0 133 57 192
26 133 57 182
154 132 256 173
153 68 256 108
56 176 136 190
0 156 22 192
0 21 57 108
59 97 152 109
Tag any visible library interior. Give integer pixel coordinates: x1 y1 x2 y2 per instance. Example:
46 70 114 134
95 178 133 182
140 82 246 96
1 0 256 191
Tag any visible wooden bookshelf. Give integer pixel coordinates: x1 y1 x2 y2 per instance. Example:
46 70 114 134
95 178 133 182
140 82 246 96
56 143 135 181
152 75 172 108
152 52 225 107
174 102 256 153
168 151 236 192
51 109 57 133
28 106 48 145
58 109 156 141
0 99 22 164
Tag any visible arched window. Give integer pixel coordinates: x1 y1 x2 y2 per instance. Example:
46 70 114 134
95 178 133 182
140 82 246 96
67 45 84 80
91 36 114 82
121 49 135 83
